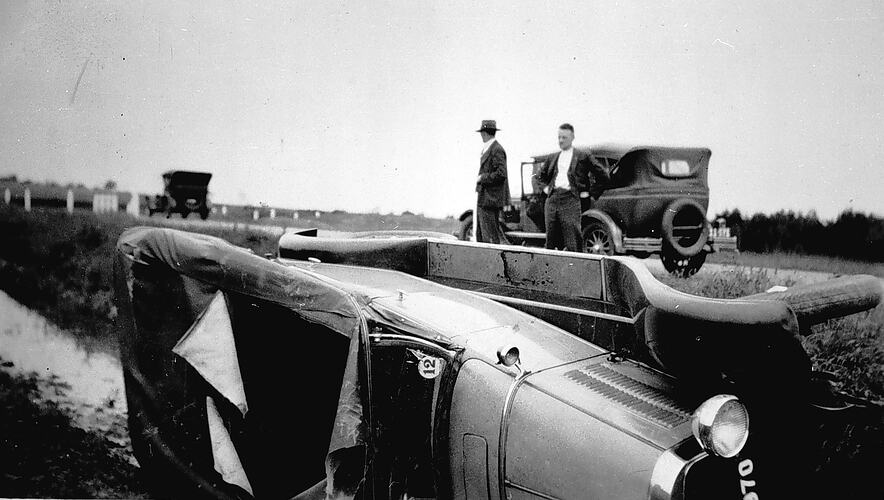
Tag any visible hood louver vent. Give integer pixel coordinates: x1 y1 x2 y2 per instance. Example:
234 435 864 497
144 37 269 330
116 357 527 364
564 363 690 428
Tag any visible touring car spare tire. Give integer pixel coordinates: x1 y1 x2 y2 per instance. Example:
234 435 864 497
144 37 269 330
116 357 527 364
660 198 709 257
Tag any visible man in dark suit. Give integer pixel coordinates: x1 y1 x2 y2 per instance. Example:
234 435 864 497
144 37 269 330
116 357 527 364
475 120 510 244
536 123 609 251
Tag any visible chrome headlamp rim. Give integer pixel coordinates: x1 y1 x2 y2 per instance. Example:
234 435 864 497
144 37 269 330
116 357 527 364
691 394 749 458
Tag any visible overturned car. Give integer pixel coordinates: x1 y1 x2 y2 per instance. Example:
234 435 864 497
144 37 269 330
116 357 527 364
114 227 882 499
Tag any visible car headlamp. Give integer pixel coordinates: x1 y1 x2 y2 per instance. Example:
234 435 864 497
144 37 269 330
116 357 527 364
691 394 749 458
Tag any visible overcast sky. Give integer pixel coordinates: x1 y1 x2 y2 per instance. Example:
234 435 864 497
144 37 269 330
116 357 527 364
1 0 882 219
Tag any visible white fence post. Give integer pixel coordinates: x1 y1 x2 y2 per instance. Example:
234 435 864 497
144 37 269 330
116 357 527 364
67 189 74 213
252 209 259 220
270 208 276 219
126 192 140 216
24 188 31 212
3 188 10 205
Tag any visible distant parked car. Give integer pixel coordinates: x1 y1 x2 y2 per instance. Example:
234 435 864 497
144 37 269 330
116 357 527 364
458 144 737 276
147 170 213 219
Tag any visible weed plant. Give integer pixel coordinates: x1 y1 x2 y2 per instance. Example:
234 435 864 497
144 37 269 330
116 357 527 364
0 207 277 350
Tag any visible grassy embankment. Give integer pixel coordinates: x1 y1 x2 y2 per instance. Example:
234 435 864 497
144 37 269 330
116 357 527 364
708 250 884 278
0 206 881 497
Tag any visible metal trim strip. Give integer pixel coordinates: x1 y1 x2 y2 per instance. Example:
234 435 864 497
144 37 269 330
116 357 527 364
471 291 636 324
504 479 562 500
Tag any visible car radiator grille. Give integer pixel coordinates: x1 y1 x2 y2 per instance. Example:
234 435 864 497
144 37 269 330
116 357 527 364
563 363 691 428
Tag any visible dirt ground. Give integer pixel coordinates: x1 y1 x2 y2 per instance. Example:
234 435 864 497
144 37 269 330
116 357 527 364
0 290 151 498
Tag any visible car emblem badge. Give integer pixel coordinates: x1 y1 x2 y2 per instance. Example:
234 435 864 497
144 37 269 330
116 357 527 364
410 349 443 379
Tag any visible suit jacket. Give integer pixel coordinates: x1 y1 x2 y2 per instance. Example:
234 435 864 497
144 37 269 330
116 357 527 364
537 148 609 199
476 140 510 208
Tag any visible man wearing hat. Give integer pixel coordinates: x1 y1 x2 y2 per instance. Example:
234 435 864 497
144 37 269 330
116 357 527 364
474 119 510 244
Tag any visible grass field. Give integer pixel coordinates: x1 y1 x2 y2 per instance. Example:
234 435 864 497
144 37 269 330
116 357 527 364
708 250 884 278
0 206 881 498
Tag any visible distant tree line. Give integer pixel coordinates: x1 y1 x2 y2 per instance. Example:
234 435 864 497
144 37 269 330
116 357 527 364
713 209 883 262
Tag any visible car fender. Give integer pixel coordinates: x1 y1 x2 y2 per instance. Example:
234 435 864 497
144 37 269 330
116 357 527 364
458 209 473 222
581 209 625 253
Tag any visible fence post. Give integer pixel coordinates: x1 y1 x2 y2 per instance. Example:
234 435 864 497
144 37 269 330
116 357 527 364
3 188 10 205
24 188 31 212
67 189 74 213
126 192 140 216
252 209 259 221
270 208 276 219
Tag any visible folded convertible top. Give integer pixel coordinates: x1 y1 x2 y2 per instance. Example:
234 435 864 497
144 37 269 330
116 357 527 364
114 227 368 499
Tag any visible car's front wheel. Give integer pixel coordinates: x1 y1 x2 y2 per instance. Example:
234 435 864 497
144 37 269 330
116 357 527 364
582 221 614 255
661 247 706 277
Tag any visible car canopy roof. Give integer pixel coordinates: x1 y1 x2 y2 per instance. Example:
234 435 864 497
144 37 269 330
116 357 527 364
162 170 213 188
531 143 711 163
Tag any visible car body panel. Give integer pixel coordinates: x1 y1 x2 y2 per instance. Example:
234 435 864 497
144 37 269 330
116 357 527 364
113 227 882 500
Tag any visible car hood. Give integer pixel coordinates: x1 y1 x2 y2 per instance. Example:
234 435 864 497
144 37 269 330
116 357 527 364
521 355 693 450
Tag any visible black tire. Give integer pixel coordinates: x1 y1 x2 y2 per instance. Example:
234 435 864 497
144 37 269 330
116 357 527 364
582 221 614 255
181 210 190 219
661 247 706 277
460 213 509 244
199 209 209 220
660 199 709 257
458 214 473 241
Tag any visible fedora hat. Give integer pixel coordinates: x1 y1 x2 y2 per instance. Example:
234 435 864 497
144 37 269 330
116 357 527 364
476 119 501 132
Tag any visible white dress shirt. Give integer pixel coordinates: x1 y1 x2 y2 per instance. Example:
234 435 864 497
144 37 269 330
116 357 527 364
554 147 573 190
481 137 497 156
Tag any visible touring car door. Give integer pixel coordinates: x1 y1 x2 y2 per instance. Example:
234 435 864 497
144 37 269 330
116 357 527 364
519 160 546 232
593 157 636 229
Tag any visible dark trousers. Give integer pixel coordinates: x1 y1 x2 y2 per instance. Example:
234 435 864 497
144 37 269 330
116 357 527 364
544 189 583 252
476 206 503 244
